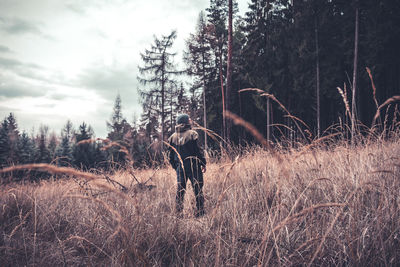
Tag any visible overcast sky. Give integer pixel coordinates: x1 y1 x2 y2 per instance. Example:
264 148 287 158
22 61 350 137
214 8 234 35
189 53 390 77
0 0 249 137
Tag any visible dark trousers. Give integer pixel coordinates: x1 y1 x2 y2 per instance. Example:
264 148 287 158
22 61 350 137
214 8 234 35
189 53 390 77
176 160 204 216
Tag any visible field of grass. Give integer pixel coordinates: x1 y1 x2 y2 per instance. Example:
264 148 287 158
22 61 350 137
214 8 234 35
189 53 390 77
1 135 400 266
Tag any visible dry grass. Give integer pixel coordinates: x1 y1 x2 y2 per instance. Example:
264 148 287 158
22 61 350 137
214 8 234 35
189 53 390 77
372 96 400 128
1 134 400 266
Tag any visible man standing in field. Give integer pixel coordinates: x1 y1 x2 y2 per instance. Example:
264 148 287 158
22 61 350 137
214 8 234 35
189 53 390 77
168 114 206 217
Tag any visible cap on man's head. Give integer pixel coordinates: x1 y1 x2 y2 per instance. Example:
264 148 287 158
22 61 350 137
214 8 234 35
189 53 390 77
176 114 190 125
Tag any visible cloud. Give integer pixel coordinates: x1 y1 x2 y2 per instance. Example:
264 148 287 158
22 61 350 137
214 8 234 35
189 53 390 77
0 56 24 68
168 0 209 12
0 76 48 99
78 63 139 104
65 0 129 15
0 58 52 100
48 92 69 101
0 56 42 70
0 105 18 115
86 28 108 39
34 103 56 109
0 45 12 53
0 16 41 35
0 16 55 40
75 62 143 135
0 56 73 87
0 85 43 99
65 3 86 15
65 0 208 18
0 56 58 85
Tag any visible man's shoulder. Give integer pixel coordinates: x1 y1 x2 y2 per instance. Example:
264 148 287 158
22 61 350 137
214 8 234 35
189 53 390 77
169 129 198 145
187 129 199 140
168 133 178 145
168 133 176 141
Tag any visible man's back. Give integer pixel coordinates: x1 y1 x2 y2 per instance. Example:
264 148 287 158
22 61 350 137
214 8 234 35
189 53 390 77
168 125 204 166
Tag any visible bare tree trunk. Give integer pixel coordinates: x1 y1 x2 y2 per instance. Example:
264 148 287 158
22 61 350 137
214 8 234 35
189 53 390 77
202 80 207 150
239 90 242 144
219 52 226 142
266 97 271 142
161 52 166 144
315 16 321 138
202 49 208 150
170 90 173 136
351 3 359 144
226 0 233 142
161 75 165 143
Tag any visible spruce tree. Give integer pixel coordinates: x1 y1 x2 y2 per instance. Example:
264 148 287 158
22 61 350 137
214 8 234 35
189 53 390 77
35 125 51 163
138 30 182 143
56 120 74 166
73 122 96 170
48 132 58 162
18 131 35 164
185 12 216 148
106 95 132 166
0 119 10 167
107 94 131 142
6 113 20 164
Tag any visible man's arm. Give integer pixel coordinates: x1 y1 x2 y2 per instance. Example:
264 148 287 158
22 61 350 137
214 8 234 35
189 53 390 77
168 145 176 169
191 132 206 167
168 136 177 169
196 142 207 173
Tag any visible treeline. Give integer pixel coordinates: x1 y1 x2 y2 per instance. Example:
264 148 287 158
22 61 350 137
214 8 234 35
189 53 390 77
0 96 163 181
138 0 400 147
1 0 400 177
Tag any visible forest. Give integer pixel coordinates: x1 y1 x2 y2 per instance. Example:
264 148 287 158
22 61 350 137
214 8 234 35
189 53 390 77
2 1 400 265
0 0 399 173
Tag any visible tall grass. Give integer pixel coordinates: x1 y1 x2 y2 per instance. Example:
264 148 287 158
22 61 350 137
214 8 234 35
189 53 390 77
1 70 400 265
1 131 400 266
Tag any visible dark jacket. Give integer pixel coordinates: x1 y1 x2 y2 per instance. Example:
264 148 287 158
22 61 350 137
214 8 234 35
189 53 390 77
168 124 206 169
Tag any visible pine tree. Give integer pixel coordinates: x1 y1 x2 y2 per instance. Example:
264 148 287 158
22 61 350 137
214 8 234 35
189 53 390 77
177 83 191 116
185 12 216 148
18 131 35 164
106 95 132 166
351 0 359 143
48 132 58 162
226 0 233 140
207 0 228 141
56 120 74 166
140 108 158 143
240 0 277 140
73 122 96 170
0 119 10 167
204 0 240 143
6 113 20 164
35 125 51 163
138 30 183 143
166 82 179 136
107 94 131 141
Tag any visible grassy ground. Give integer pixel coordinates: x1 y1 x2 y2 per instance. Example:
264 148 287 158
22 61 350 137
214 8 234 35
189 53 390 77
1 137 400 266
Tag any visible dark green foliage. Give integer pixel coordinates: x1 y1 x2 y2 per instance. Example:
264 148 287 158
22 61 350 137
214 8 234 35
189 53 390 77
107 94 127 141
106 95 132 167
48 133 58 162
18 132 35 164
0 119 10 167
73 122 101 170
56 120 74 167
35 125 51 164
186 0 400 144
6 113 20 164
